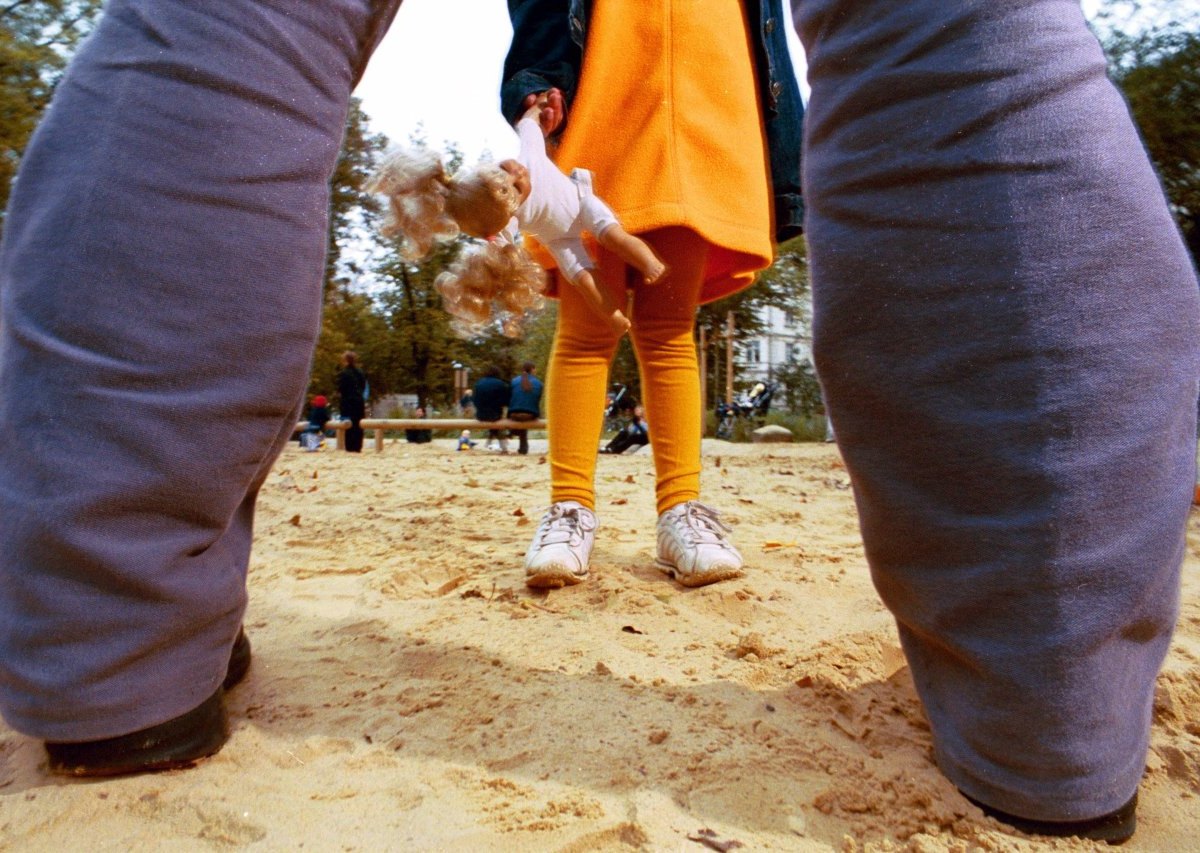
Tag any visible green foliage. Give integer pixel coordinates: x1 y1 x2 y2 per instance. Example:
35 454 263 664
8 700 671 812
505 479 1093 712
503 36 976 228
1 0 102 231
771 358 825 417
704 409 826 443
762 411 828 442
698 235 809 408
1094 1 1200 260
325 97 388 296
371 236 469 409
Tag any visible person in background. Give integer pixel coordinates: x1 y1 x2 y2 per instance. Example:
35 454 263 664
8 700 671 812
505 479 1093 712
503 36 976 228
336 351 367 453
459 388 475 417
472 365 511 453
507 362 543 456
299 394 331 450
404 406 432 444
600 404 649 455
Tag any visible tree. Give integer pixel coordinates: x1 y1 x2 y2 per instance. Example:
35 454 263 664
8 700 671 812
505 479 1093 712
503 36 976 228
325 97 388 297
1093 1 1200 261
772 358 824 416
697 235 809 405
309 99 389 406
371 237 468 409
0 0 102 231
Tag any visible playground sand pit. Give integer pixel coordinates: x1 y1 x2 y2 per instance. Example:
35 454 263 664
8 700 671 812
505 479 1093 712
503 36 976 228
2 439 1199 850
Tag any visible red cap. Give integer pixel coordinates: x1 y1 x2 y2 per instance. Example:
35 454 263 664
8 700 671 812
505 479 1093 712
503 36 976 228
312 395 327 407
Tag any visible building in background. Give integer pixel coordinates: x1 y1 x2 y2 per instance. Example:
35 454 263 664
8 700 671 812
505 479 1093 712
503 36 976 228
735 302 813 388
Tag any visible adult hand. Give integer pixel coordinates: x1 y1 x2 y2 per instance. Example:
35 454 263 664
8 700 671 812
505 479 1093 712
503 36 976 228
521 88 566 137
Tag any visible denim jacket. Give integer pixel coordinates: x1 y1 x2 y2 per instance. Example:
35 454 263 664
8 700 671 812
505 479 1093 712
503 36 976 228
501 0 804 241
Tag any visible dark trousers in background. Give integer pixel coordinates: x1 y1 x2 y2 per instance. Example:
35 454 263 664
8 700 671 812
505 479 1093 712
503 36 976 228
344 420 365 453
509 411 537 455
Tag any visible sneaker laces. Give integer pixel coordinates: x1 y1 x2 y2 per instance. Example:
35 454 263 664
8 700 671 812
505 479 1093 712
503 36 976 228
668 501 732 546
536 503 596 547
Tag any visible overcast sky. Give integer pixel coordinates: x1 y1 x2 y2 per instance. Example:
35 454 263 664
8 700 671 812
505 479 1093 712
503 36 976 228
351 0 1143 162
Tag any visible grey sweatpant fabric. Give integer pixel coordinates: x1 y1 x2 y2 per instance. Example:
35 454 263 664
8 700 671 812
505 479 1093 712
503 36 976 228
0 0 401 740
794 0 1200 823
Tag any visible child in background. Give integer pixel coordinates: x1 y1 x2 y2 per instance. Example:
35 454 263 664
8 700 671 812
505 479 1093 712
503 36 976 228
299 394 331 450
600 404 649 455
457 430 476 451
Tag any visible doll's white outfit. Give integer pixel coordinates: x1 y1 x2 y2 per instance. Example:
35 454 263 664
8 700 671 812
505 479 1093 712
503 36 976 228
509 116 618 282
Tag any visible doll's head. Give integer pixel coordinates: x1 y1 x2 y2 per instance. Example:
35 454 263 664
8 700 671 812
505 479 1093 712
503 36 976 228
434 241 546 339
367 147 459 259
370 147 545 337
370 148 532 253
443 163 527 239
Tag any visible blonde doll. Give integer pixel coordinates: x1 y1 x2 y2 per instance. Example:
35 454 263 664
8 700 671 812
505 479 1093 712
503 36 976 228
368 105 665 337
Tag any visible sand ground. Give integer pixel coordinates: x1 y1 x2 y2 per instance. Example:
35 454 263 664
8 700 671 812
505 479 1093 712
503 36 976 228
2 438 1198 851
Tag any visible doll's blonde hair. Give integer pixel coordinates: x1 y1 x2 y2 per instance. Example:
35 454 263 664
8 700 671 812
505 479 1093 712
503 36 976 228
435 242 546 339
367 147 459 260
370 146 543 338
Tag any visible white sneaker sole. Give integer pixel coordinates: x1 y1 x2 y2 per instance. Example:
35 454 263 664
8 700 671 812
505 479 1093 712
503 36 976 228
525 564 589 589
655 557 744 588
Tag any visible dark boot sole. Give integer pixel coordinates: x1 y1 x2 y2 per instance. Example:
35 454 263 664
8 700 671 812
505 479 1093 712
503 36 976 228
966 791 1137 845
46 689 228 777
46 627 251 777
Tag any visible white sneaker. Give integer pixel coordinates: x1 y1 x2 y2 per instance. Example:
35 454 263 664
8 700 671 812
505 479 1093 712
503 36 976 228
656 501 744 587
485 440 499 452
524 501 596 588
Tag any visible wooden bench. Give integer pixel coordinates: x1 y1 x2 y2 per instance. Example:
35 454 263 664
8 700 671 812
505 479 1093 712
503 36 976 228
296 418 547 452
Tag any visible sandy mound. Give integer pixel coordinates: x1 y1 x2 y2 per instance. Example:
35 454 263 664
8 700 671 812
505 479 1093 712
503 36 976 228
3 439 1198 851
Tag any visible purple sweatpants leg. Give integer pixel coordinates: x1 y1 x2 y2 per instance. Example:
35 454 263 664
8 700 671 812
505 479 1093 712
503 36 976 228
794 0 1200 822
0 0 401 740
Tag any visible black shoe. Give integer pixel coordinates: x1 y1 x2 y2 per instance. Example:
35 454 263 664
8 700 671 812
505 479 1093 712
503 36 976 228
45 628 252 777
224 627 252 690
45 688 228 777
965 791 1137 845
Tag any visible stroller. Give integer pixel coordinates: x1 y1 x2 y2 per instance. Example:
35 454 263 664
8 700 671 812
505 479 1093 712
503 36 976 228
715 382 774 439
602 383 633 434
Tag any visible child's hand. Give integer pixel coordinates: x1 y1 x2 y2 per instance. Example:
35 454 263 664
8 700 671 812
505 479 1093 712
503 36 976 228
520 88 566 137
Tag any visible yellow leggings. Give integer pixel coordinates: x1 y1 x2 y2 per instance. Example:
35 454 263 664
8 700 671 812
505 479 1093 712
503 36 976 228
548 227 707 515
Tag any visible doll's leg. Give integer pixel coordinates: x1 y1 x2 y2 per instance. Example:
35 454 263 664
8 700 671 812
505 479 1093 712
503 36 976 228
581 194 666 283
596 224 667 284
0 0 401 757
568 269 632 335
795 0 1199 832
